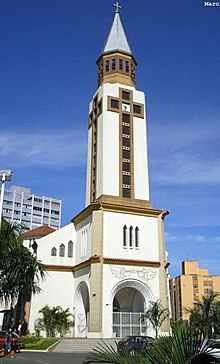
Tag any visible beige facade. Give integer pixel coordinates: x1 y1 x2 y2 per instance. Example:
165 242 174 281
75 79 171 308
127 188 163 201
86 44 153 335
169 260 220 321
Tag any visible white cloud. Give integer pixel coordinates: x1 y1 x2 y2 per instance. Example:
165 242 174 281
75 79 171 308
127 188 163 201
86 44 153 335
185 234 206 242
165 232 206 243
0 129 87 168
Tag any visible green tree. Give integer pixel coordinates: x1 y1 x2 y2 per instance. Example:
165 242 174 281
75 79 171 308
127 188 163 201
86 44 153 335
188 291 219 338
211 300 220 337
55 306 74 337
141 300 169 338
35 305 58 337
84 323 216 364
0 219 46 331
35 305 74 337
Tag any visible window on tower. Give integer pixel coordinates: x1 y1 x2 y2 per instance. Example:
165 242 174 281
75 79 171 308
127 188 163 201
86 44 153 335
123 188 131 198
105 60 109 72
122 125 130 135
122 162 131 172
122 113 130 123
125 61 130 73
111 99 119 109
112 58 116 70
119 59 123 71
122 137 130 147
122 91 130 100
123 175 131 185
133 104 142 114
122 149 131 160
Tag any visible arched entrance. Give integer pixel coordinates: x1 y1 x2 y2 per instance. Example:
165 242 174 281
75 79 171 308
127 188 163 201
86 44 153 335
74 282 89 337
111 280 153 337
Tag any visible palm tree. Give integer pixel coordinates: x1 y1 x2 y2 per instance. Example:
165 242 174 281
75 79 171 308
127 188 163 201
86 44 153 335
35 305 58 337
55 306 74 337
141 300 169 338
0 219 46 331
84 323 216 364
211 300 220 337
188 291 219 338
35 305 74 337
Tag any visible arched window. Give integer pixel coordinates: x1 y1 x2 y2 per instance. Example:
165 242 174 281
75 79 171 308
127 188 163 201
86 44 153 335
129 226 133 247
135 227 139 248
59 244 65 257
68 240 73 258
51 247 57 256
123 225 127 247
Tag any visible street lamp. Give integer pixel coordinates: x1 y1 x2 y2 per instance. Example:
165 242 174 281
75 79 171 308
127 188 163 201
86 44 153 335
0 170 12 228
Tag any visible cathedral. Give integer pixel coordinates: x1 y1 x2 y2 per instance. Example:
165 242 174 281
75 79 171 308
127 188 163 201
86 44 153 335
23 3 170 338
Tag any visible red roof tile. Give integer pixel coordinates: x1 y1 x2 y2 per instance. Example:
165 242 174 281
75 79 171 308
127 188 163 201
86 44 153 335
21 225 56 239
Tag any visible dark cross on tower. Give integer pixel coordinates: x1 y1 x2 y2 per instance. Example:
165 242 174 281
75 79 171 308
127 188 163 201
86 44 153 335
113 2 122 13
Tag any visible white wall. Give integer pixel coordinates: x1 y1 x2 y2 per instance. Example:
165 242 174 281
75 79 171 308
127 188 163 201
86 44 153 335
85 83 150 202
103 211 159 261
36 223 76 266
29 270 74 335
75 215 92 265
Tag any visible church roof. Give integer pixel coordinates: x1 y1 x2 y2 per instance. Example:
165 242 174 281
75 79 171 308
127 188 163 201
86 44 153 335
21 225 55 239
102 11 132 55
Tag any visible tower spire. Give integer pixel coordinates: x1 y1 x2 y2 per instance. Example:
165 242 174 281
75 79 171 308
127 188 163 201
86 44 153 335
96 3 137 87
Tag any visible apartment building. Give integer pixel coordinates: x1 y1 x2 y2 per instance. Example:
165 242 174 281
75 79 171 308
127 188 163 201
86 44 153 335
169 260 220 321
1 185 61 230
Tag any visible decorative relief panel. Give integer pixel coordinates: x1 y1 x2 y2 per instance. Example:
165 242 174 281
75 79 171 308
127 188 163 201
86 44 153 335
110 265 157 284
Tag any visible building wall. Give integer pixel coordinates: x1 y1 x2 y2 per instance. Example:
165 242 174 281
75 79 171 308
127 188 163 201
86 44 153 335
103 210 159 261
36 223 75 266
170 260 220 321
86 83 150 205
28 270 74 334
1 185 61 230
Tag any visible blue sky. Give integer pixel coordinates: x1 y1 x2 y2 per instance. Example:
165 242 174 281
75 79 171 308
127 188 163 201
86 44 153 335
0 0 219 277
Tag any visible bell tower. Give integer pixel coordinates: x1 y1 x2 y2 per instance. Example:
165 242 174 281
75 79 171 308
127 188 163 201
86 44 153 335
86 3 151 208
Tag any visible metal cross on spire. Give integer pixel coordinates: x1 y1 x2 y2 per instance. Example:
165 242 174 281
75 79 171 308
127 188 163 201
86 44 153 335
113 2 122 13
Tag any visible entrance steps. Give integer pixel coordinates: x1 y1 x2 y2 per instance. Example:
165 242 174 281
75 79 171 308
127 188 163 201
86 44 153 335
52 338 119 353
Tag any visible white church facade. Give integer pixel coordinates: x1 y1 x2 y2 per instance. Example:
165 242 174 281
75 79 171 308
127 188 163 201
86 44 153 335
22 4 170 338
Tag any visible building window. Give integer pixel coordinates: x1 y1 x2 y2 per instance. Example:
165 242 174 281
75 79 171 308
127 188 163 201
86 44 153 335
122 113 130 123
111 99 119 109
112 58 115 70
122 137 130 147
51 247 57 256
122 175 131 185
119 59 123 71
122 150 131 160
123 225 127 247
105 60 109 72
129 226 133 247
122 125 130 135
122 91 130 100
68 240 73 258
135 227 139 248
133 104 142 114
59 244 65 257
122 162 131 172
125 61 130 73
123 188 131 198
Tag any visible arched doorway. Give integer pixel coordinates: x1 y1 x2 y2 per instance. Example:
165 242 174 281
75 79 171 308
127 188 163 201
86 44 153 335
111 280 153 337
74 282 89 337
